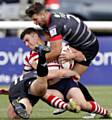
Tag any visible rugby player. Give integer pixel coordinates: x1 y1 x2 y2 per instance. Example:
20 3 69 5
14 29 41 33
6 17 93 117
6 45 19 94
7 43 50 119
25 2 99 77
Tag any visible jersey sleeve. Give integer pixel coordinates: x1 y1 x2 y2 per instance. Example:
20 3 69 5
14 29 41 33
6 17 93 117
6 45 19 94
23 51 39 72
48 23 63 42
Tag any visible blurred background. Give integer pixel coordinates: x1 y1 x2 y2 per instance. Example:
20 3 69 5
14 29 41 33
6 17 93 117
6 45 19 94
0 0 112 86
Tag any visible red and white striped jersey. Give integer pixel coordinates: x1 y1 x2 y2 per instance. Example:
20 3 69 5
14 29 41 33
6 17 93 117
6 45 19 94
24 50 60 72
24 50 39 72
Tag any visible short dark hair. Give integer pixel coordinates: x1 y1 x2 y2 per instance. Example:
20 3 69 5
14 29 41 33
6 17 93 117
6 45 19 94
20 27 44 40
25 2 45 17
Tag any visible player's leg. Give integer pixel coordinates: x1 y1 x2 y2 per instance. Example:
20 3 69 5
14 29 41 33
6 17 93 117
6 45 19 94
78 82 96 118
73 63 97 118
52 81 96 116
67 85 112 118
19 98 32 116
74 63 111 118
7 103 19 119
42 89 80 112
30 45 50 96
8 98 32 119
44 89 67 115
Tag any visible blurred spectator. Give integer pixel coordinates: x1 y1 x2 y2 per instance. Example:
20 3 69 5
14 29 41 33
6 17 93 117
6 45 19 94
0 29 6 37
4 0 19 3
5 29 17 37
32 0 44 3
44 0 60 10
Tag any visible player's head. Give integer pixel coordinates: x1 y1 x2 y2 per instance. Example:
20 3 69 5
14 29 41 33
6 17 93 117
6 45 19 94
26 2 49 26
20 28 45 50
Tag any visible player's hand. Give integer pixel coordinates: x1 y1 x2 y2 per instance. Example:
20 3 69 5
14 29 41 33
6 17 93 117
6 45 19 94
59 52 74 64
72 51 86 62
59 48 86 63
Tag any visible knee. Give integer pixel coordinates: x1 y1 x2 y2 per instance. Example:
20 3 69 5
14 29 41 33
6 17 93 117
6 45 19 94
38 84 47 96
30 79 48 96
34 84 47 96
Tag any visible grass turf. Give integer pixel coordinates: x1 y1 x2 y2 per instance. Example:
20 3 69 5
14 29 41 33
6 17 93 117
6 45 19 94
0 86 112 120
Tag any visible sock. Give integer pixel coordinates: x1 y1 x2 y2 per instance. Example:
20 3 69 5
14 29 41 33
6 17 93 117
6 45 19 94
89 101 108 116
46 95 68 110
0 89 8 95
37 54 48 77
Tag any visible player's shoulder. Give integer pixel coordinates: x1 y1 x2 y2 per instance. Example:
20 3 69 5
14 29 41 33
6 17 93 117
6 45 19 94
25 50 39 59
24 50 39 69
52 12 66 19
50 12 65 25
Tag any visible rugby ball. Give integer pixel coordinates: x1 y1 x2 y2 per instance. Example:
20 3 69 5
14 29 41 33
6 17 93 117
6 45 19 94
59 45 74 69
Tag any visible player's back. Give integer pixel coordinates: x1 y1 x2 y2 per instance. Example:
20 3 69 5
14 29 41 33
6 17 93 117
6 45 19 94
46 12 97 49
9 71 37 101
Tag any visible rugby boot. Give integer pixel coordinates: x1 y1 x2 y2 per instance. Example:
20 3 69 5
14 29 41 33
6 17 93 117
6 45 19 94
34 44 50 55
53 108 66 115
12 99 30 119
82 113 96 119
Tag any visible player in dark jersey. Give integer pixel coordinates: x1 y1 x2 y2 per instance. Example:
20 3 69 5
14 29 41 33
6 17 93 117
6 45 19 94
25 2 99 75
8 44 50 119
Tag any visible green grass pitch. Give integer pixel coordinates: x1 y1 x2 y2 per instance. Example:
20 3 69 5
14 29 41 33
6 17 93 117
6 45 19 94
0 86 112 120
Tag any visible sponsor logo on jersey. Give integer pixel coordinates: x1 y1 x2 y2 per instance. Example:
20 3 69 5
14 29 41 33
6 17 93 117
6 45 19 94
49 27 57 37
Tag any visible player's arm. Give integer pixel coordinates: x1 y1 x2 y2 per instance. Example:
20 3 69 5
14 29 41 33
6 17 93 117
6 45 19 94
59 47 86 62
45 25 63 62
46 39 62 62
70 47 86 61
47 69 80 81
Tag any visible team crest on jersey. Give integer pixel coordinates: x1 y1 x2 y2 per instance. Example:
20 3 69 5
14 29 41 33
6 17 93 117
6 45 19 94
49 27 57 37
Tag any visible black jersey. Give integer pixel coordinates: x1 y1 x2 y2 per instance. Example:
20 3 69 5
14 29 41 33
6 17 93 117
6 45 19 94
9 71 39 106
43 12 97 50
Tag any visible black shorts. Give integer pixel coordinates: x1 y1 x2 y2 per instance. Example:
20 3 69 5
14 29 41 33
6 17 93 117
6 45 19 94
9 77 40 106
48 78 79 101
70 40 99 66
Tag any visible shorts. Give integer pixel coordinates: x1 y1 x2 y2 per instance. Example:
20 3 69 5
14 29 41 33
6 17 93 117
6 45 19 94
70 39 99 66
48 78 79 101
9 77 40 106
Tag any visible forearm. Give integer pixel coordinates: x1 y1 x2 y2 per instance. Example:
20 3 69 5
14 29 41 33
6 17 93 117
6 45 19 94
46 50 60 62
70 47 86 61
46 39 62 62
47 69 80 80
60 69 80 80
